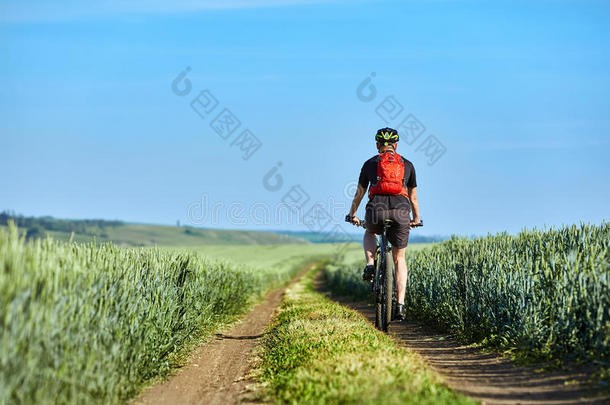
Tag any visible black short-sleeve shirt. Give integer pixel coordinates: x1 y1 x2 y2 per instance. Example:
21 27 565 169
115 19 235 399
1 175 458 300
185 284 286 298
358 152 417 209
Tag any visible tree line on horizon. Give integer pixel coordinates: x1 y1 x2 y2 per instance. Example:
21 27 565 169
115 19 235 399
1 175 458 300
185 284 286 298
0 211 124 239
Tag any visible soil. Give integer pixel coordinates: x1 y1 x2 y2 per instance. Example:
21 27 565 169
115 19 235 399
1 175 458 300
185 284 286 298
133 263 316 405
314 274 609 405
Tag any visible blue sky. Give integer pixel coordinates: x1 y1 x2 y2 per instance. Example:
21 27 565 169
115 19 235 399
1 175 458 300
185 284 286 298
1 0 609 236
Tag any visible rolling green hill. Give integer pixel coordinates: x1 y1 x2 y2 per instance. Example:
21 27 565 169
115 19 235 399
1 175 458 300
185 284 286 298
54 224 308 246
0 212 307 246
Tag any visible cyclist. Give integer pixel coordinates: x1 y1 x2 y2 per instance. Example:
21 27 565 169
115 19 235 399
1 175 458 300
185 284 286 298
346 127 420 321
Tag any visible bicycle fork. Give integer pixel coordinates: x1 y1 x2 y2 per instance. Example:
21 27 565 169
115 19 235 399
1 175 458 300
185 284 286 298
372 246 381 296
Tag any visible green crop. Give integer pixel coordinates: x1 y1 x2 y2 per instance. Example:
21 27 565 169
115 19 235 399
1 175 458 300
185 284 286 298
0 223 307 404
325 222 610 363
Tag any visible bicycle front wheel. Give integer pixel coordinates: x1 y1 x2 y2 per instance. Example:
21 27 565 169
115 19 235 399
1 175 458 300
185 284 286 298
375 262 382 330
375 300 383 330
383 251 394 331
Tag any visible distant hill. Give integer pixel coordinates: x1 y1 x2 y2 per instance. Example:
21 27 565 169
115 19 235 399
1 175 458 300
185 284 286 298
274 230 448 244
0 212 307 246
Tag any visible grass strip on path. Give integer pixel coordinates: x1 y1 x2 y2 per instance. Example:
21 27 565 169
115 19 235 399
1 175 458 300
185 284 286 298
257 266 477 404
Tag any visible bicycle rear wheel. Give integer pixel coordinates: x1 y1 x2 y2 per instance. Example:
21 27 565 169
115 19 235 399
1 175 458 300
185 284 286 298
383 251 394 332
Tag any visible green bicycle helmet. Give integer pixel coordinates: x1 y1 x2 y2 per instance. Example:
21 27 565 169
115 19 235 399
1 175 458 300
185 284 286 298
375 127 399 145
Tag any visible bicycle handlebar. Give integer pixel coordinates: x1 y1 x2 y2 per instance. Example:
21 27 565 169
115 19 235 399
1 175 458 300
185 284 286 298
345 215 423 229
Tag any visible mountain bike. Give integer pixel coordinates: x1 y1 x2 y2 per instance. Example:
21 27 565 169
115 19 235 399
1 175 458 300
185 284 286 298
346 216 423 332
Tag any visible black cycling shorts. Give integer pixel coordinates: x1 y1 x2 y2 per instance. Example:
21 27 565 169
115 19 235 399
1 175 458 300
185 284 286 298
365 196 411 249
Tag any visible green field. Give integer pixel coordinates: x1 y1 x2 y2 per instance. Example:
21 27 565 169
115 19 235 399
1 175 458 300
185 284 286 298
0 220 455 404
325 222 610 367
185 243 347 268
0 224 332 404
3 218 608 404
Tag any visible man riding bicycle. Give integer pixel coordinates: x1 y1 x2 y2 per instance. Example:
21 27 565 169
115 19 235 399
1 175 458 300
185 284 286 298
346 127 421 321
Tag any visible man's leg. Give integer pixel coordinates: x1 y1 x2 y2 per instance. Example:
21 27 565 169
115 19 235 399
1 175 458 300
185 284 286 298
392 246 407 304
363 230 376 266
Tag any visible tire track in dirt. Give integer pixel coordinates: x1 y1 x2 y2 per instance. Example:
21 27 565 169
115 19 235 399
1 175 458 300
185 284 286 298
315 273 608 405
133 262 317 405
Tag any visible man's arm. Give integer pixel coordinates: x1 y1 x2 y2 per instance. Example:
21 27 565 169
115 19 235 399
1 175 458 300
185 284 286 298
408 186 421 225
348 184 367 224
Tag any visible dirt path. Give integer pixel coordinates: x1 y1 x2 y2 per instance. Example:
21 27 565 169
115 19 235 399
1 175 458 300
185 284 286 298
133 263 316 405
315 274 608 405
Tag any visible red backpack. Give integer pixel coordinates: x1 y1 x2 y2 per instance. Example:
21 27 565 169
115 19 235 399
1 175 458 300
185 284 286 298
369 151 408 198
